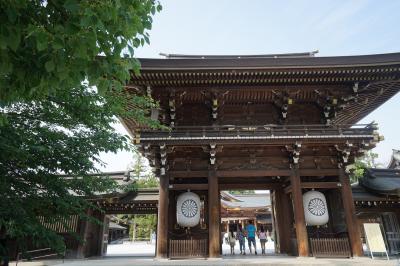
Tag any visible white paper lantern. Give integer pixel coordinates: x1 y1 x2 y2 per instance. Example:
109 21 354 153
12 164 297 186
303 190 329 226
176 192 201 228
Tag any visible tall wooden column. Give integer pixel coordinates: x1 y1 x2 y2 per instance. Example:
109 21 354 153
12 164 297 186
290 168 309 256
208 168 221 257
272 189 292 254
339 168 363 257
156 174 169 258
76 209 93 258
98 214 109 256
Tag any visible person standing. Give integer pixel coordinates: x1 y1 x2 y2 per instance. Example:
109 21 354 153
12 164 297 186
258 226 267 254
246 220 257 255
228 229 236 255
151 231 156 244
237 225 246 255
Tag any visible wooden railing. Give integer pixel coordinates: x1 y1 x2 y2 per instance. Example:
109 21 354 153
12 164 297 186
386 232 400 254
140 123 376 141
169 239 208 258
310 237 351 258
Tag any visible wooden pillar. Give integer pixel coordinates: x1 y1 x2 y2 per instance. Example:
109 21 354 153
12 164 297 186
98 214 109 256
76 209 93 258
290 168 309 257
208 168 220 257
339 167 363 257
132 215 136 241
273 189 292 254
156 174 169 258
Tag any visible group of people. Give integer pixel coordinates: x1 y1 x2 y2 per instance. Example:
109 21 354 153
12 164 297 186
225 220 270 255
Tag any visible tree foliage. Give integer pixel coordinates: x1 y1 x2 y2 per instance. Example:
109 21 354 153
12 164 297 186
0 0 161 256
349 151 382 183
136 173 159 189
129 214 157 240
128 152 159 188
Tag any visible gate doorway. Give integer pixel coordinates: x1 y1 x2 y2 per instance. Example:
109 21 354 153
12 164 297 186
95 188 159 258
104 214 157 257
220 190 275 256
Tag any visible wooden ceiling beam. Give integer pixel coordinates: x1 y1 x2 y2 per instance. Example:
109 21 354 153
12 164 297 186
298 168 339 176
217 169 290 177
169 183 208 191
169 168 339 178
301 181 342 189
219 183 283 190
170 170 208 178
285 181 342 194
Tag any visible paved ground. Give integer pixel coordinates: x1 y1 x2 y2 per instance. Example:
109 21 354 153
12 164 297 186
104 239 275 257
14 256 396 266
14 241 396 265
105 241 156 257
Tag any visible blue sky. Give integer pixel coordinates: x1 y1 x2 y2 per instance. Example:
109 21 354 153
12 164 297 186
99 0 400 171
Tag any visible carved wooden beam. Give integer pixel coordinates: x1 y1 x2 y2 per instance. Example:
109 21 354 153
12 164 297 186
168 94 176 127
272 90 293 122
219 183 283 190
284 181 342 194
210 143 217 165
159 143 167 175
169 168 340 179
286 141 302 166
169 183 208 190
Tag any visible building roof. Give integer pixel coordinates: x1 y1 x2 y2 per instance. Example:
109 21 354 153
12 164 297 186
220 191 270 209
136 52 400 70
109 222 127 230
359 168 400 197
159 51 319 59
132 188 159 201
351 183 392 202
126 52 400 126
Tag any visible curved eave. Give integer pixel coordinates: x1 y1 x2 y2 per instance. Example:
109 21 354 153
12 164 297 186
360 168 400 197
137 52 400 71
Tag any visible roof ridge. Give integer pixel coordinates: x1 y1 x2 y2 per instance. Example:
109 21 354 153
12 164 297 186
159 51 319 59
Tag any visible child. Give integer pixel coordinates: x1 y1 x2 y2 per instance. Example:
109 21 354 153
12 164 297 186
258 226 267 254
228 229 236 255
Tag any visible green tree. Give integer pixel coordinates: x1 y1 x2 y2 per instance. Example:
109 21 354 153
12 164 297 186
114 214 156 241
136 173 159 188
349 151 382 183
127 152 159 188
129 214 157 241
0 0 161 257
129 152 145 179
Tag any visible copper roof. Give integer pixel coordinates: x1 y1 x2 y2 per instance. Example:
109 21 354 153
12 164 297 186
136 52 400 70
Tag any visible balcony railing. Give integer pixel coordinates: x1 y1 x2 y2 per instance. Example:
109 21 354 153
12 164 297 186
138 123 377 142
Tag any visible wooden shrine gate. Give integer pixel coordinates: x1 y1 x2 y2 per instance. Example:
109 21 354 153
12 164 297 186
122 52 400 258
67 187 159 258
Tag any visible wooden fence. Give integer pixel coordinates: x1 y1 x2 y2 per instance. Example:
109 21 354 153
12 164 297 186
38 215 79 233
386 232 400 254
310 238 351 258
169 239 208 258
